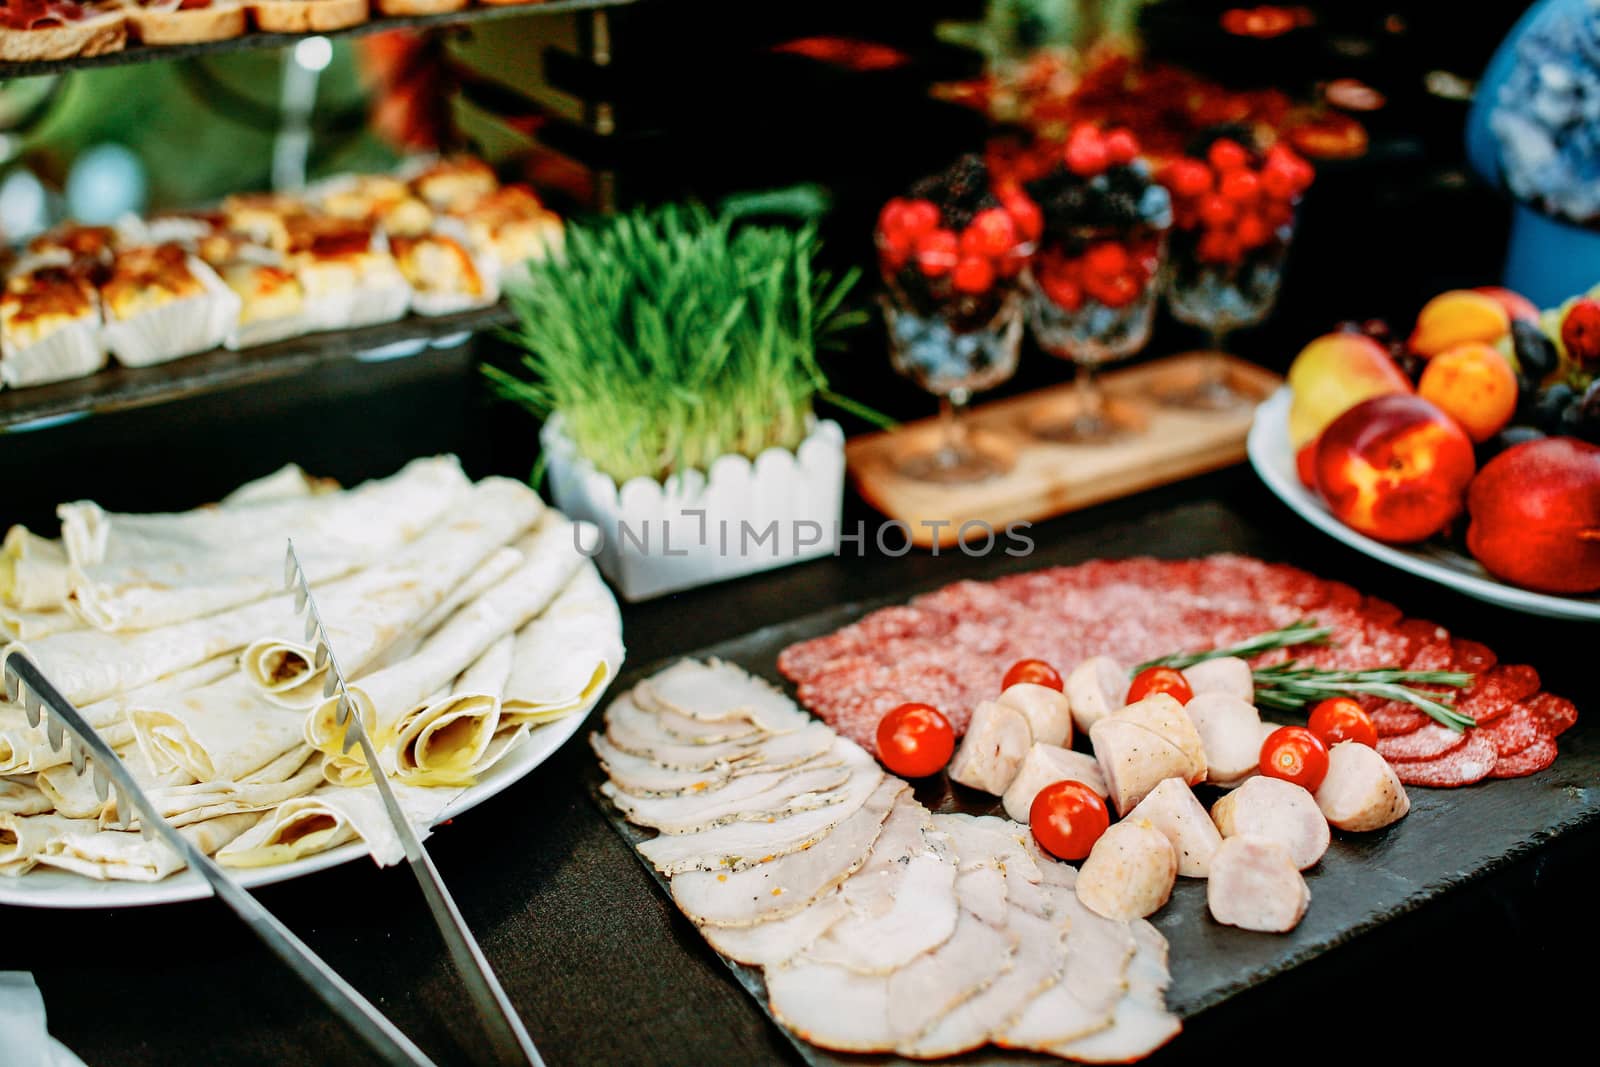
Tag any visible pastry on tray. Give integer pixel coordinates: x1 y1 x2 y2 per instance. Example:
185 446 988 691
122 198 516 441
0 265 106 388
222 192 310 251
25 223 118 269
0 1 126 62
451 184 565 283
249 0 368 33
285 215 410 331
221 257 309 349
128 0 246 44
391 231 498 316
312 173 434 238
407 155 499 212
98 243 241 367
374 0 467 13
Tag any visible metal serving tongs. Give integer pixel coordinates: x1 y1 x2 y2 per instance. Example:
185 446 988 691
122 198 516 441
285 540 542 1067
0 652 438 1067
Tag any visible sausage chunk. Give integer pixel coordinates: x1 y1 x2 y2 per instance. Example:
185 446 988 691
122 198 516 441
997 682 1072 748
1090 718 1193 817
1207 835 1310 933
1076 819 1177 921
1065 655 1128 733
1185 692 1262 785
1314 740 1410 832
947 699 1033 795
1125 777 1222 878
1210 776 1330 870
1001 742 1107 824
1181 656 1254 703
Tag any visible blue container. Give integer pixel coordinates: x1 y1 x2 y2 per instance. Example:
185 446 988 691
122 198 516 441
1503 200 1600 307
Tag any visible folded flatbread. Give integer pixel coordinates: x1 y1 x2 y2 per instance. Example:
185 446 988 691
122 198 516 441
1 606 82 643
307 517 589 777
64 455 470 631
501 563 624 726
240 478 542 707
38 743 191 820
0 656 234 775
0 528 70 612
1 777 52 816
144 745 322 829
389 634 514 787
217 782 465 869
35 811 261 882
1 813 88 876
362 545 523 676
130 673 308 784
219 463 333 507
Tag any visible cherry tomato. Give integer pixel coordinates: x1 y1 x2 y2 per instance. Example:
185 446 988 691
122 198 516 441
876 703 955 778
1259 726 1330 791
1307 697 1378 749
1002 659 1064 692
1029 780 1111 861
1126 666 1194 706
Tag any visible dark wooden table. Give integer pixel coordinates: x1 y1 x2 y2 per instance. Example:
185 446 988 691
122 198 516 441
6 461 1596 1067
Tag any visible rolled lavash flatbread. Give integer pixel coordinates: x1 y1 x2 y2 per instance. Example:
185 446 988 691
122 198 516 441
389 634 516 787
361 545 524 676
1 813 90 876
129 673 308 784
1 777 53 816
142 745 322 829
501 563 623 726
307 516 590 777
35 811 262 882
64 455 470 631
240 477 543 707
0 527 71 612
0 655 235 775
217 781 465 869
219 462 334 507
38 742 193 820
1 606 82 642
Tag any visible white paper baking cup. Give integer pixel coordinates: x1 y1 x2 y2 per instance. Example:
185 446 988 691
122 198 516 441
224 305 315 350
405 222 502 317
101 255 243 368
1 314 108 389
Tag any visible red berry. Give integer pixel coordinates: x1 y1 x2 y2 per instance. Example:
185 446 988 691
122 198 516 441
877 198 910 239
1219 168 1260 203
1003 192 1044 242
1198 194 1236 228
1042 274 1083 310
1208 138 1251 172
1104 128 1140 165
1167 158 1213 199
1235 212 1271 249
963 208 1020 258
1261 165 1298 200
1083 241 1129 278
952 255 995 294
1085 271 1139 308
1065 124 1110 176
914 229 958 277
1197 231 1240 264
1561 297 1600 367
877 230 911 272
900 199 940 239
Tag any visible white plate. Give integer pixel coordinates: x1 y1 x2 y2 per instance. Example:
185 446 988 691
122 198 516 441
0 702 598 910
1248 387 1600 621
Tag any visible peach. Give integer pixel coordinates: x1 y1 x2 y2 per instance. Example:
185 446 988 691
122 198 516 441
1295 438 1319 490
1286 332 1412 447
1467 437 1600 594
1416 342 1518 442
1474 286 1540 325
1315 394 1476 544
1409 290 1510 358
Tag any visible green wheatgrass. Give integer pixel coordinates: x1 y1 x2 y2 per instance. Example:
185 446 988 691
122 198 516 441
486 204 867 485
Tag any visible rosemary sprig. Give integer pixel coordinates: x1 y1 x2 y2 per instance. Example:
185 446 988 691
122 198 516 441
1251 662 1477 732
1135 620 1334 672
1138 620 1477 732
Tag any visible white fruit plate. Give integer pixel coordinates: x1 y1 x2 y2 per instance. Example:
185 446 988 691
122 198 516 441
1248 387 1600 621
0 700 598 910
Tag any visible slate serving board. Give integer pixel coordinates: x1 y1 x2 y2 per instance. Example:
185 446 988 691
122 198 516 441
590 592 1600 1066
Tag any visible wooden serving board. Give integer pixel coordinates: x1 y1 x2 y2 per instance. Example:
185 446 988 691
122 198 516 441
848 353 1282 547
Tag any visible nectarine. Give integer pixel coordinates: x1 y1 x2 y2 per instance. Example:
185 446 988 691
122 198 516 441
1474 286 1540 325
1315 394 1476 544
1409 290 1510 358
1416 342 1518 442
1467 437 1600 594
1286 332 1412 447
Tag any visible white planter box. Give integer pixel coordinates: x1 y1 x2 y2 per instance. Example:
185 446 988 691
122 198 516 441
540 416 846 601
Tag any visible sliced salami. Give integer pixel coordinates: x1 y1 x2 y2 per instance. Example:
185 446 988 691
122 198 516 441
1449 638 1497 674
1376 724 1469 762
1455 665 1541 725
1372 705 1431 737
1477 703 1546 759
1523 692 1578 737
1391 732 1500 788
1488 737 1559 779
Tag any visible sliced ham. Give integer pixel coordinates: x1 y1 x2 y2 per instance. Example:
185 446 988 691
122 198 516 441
947 699 1033 795
1210 776 1329 870
699 893 849 966
669 778 904 925
1002 743 1108 824
1206 835 1310 933
1050 920 1180 1062
589 733 734 797
634 657 810 732
932 813 1043 881
1000 882 1135 1049
1124 777 1222 878
603 757 851 835
1076 820 1178 921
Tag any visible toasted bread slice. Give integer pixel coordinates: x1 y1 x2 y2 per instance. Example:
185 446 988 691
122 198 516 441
0 8 127 62
250 0 368 33
133 0 247 45
375 0 466 13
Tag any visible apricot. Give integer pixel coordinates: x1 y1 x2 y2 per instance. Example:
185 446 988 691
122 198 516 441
1409 290 1511 358
1416 342 1519 442
1315 394 1476 543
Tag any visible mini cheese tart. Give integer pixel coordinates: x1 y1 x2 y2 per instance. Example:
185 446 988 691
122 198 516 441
99 244 206 322
316 175 434 238
222 260 304 326
222 192 311 252
453 185 565 269
1 265 97 350
27 223 118 265
409 155 499 212
390 233 485 298
0 0 127 62
130 0 247 44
